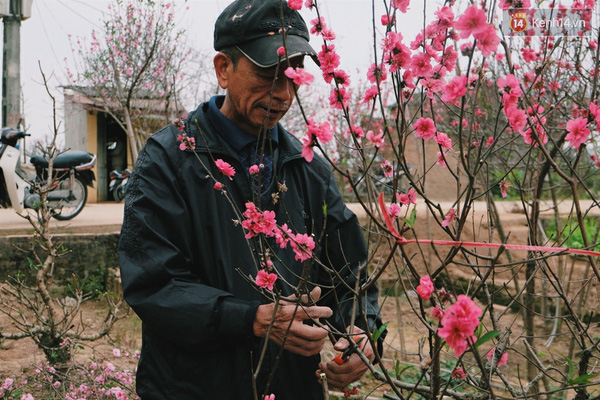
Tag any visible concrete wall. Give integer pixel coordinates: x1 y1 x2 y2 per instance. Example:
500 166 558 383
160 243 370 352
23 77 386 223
0 233 120 290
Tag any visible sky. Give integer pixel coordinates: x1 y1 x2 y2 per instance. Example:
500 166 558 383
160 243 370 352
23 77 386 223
10 0 433 142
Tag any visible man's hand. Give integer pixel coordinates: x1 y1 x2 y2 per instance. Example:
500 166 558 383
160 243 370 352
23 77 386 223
253 287 332 357
316 326 374 389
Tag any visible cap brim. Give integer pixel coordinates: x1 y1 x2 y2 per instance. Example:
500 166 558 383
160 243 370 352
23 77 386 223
237 35 319 68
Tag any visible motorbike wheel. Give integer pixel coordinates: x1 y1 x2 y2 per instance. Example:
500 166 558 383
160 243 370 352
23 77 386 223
113 185 125 202
52 177 88 221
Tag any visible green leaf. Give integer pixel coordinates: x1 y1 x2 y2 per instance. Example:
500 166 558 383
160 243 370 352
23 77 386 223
569 374 597 386
372 322 389 342
564 356 576 381
402 208 417 228
322 202 328 217
475 330 501 347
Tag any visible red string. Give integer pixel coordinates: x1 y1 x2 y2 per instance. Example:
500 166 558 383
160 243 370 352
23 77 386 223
378 193 600 258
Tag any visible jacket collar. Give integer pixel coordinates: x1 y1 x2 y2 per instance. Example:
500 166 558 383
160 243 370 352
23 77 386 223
185 100 303 162
206 95 279 153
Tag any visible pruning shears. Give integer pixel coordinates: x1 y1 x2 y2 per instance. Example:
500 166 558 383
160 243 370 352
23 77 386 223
332 336 364 365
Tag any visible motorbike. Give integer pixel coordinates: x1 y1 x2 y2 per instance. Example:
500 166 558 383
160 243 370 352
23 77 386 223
108 168 131 202
0 128 96 220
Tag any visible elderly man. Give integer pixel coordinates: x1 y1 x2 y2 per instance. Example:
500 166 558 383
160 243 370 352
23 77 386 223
118 1 384 399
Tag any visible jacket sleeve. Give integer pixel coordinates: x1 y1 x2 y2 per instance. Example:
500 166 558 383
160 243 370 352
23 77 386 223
118 134 260 350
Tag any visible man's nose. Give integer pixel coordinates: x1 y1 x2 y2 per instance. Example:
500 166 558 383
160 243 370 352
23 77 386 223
272 75 295 102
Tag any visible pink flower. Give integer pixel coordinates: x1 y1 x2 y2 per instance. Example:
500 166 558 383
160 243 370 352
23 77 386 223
416 275 434 300
301 136 315 162
383 32 412 72
366 129 385 147
432 305 445 321
177 133 195 151
389 203 401 218
255 270 278 291
329 87 350 109
391 0 410 13
112 348 122 357
486 137 494 147
590 102 600 126
367 63 387 84
362 85 379 103
264 395 276 400
487 347 508 366
474 24 500 57
565 117 590 148
500 179 510 198
498 0 531 9
452 367 468 380
498 74 522 107
435 132 453 149
241 203 278 238
310 17 327 35
214 182 224 191
277 46 285 56
275 224 293 248
455 5 488 39
521 48 537 63
285 67 314 85
173 118 185 132
436 152 447 168
21 394 34 400
2 378 14 390
324 69 350 86
397 188 417 205
381 13 394 26
307 119 334 143
410 52 433 79
413 117 436 140
437 295 482 356
287 0 303 10
249 164 260 175
290 233 315 262
441 75 467 104
318 44 340 74
215 159 236 180
381 160 394 178
505 106 527 133
441 208 456 228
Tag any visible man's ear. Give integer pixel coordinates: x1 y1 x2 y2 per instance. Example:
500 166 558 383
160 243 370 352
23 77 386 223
214 53 231 90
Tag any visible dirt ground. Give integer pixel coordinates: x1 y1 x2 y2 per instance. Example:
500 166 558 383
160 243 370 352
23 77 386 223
1 199 599 397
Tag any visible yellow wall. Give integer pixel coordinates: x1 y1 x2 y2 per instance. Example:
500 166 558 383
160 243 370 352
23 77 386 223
86 111 98 203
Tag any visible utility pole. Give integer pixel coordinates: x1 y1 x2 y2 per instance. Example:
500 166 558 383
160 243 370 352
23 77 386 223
1 0 32 129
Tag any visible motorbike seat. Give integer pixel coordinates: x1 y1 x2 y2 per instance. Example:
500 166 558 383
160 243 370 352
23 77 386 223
30 150 94 169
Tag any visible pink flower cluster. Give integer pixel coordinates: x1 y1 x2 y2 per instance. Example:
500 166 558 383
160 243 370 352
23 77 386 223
255 270 278 291
455 5 500 57
241 203 316 289
0 348 140 399
285 66 314 86
302 119 334 162
388 188 417 218
177 133 196 151
437 295 482 356
416 275 434 300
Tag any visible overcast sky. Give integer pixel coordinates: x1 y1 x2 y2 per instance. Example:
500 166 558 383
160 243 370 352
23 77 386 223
12 0 432 141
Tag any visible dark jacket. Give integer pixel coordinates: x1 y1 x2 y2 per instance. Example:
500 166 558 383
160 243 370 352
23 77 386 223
119 101 382 400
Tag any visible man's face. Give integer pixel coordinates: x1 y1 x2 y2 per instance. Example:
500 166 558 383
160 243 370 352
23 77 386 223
218 55 304 137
